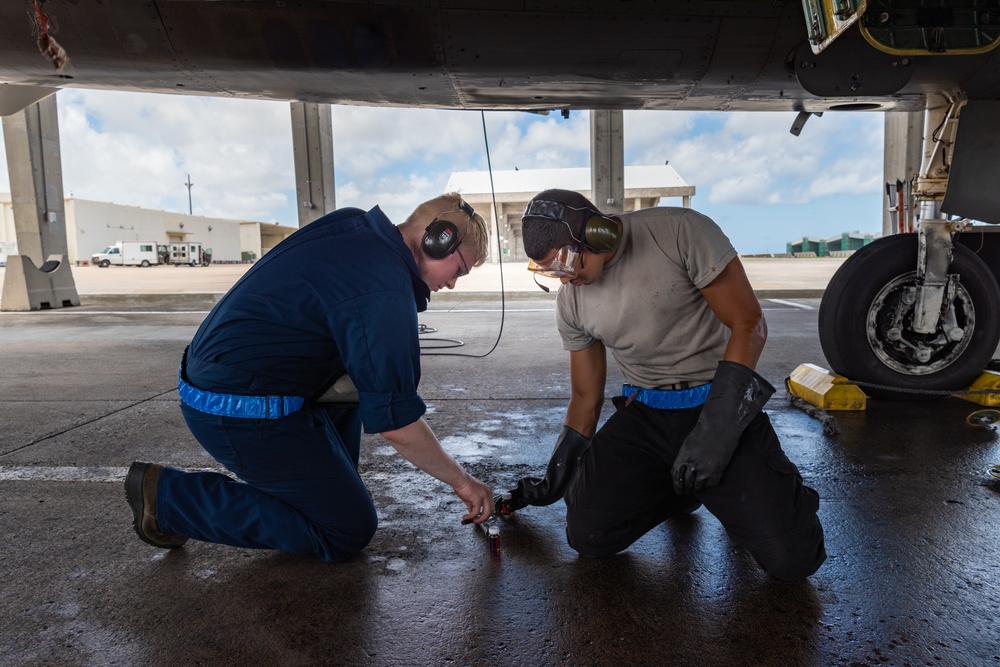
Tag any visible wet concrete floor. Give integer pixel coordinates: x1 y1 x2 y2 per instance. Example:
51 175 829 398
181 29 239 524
1 295 999 666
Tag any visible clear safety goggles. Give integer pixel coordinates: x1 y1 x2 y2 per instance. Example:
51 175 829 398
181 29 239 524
526 244 584 279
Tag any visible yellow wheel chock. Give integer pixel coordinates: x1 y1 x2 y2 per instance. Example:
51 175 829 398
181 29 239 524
787 363 867 411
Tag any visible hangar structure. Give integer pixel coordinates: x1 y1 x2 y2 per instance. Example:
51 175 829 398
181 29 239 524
446 164 696 263
0 95 332 310
787 231 881 257
1 92 630 310
0 193 298 266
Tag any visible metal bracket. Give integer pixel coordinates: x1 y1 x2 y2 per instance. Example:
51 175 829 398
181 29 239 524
913 218 966 334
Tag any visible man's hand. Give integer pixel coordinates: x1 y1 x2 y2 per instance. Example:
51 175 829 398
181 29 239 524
453 475 494 524
380 418 495 524
671 361 775 495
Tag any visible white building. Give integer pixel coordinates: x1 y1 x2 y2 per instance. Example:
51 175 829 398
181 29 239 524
444 165 696 263
0 194 298 265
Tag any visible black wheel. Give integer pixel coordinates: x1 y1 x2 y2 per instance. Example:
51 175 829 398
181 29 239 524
140 260 150 267
818 234 1000 400
99 259 110 268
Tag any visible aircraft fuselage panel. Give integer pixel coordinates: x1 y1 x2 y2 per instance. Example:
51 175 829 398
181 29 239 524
2 2 999 114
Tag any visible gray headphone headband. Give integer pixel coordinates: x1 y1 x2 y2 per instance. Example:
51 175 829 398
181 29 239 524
523 198 575 223
523 197 619 254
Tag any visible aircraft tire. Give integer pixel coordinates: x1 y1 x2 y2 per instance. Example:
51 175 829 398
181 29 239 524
818 233 1000 400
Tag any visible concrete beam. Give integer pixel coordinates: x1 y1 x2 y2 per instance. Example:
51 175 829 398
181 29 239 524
1 94 79 311
590 110 625 215
290 102 335 227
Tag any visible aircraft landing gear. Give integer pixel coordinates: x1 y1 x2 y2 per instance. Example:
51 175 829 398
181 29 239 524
818 234 1000 400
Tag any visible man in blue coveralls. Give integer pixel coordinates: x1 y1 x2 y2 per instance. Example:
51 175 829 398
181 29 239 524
125 193 495 562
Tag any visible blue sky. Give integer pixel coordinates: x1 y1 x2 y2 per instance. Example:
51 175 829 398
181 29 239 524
0 89 886 255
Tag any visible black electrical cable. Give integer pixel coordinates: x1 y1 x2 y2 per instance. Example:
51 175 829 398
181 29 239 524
420 110 506 357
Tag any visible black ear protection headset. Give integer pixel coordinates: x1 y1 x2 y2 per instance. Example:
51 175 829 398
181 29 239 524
422 200 476 260
522 198 620 253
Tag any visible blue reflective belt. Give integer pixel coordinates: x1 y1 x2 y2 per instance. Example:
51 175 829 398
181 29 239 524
178 367 306 420
622 383 711 409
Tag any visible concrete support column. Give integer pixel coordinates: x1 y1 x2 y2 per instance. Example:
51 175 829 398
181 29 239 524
590 110 625 215
486 200 499 265
290 102 335 227
3 95 69 263
883 110 923 236
504 219 512 262
1 94 79 311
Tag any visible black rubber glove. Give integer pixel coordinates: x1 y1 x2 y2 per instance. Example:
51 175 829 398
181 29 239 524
671 361 775 495
497 425 590 513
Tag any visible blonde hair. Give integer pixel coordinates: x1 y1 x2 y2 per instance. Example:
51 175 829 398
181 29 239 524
404 192 490 267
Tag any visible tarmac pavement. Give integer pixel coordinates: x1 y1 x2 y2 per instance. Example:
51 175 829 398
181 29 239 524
2 258 1000 666
0 255 847 304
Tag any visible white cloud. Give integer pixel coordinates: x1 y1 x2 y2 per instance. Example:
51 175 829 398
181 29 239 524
54 90 294 221
624 110 697 155
516 113 590 167
339 172 440 224
0 90 886 253
328 106 496 222
622 109 883 207
331 106 482 177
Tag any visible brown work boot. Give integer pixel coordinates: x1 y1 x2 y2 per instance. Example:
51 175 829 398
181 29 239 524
125 462 188 548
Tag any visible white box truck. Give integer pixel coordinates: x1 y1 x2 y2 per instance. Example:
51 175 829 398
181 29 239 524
91 241 163 267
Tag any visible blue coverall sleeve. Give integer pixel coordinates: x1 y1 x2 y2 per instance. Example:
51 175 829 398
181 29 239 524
330 290 426 434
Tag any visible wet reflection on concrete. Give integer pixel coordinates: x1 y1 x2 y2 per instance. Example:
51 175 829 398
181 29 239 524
2 300 999 665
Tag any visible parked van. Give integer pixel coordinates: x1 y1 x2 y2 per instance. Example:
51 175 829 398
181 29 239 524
91 241 162 267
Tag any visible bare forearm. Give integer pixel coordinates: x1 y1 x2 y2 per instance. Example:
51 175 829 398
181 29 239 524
566 342 607 438
564 396 602 438
722 315 767 370
699 258 768 370
382 417 494 523
381 418 470 489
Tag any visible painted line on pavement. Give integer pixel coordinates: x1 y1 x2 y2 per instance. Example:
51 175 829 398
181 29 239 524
0 465 224 483
766 299 816 310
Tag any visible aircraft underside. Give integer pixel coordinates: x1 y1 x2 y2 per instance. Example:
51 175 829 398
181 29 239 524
2 0 1000 398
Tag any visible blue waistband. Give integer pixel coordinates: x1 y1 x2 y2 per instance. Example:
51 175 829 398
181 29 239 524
622 383 711 409
178 358 305 420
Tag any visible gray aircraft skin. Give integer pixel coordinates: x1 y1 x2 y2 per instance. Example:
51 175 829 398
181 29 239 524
2 0 1000 394
0 1 998 113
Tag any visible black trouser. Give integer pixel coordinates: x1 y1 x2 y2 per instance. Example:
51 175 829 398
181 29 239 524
565 396 826 581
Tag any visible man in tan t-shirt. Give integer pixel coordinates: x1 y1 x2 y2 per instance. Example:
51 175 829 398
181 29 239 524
496 188 826 582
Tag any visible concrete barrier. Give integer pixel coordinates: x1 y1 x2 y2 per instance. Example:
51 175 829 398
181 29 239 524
0 254 81 311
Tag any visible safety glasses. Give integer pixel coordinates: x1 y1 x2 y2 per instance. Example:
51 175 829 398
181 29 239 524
526 244 584 279
455 243 470 278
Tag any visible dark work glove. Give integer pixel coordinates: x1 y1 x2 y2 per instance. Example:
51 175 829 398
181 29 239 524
497 425 590 513
671 361 775 495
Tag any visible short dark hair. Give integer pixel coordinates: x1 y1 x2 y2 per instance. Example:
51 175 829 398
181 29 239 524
521 189 602 261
